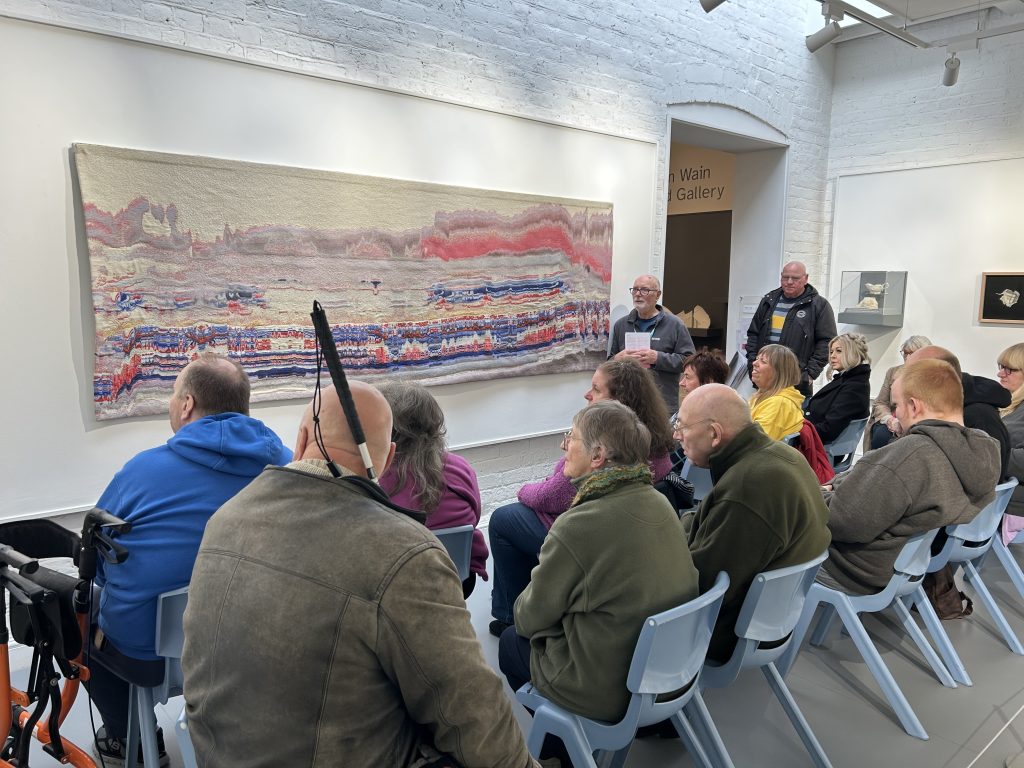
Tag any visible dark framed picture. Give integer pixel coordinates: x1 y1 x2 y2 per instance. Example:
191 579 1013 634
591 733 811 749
980 273 1024 325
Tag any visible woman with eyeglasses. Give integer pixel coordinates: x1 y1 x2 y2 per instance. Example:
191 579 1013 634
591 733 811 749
487 359 676 637
998 343 1024 539
497 400 698 763
376 381 487 598
748 344 805 441
864 334 931 450
803 333 871 444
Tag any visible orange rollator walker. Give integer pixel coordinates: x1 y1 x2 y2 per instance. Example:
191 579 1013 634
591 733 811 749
0 509 130 767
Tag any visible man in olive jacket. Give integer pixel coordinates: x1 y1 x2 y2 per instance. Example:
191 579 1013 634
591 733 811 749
182 382 537 768
676 384 831 662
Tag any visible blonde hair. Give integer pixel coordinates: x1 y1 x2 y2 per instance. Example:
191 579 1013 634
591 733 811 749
827 333 871 377
895 359 963 415
750 344 801 406
998 343 1024 416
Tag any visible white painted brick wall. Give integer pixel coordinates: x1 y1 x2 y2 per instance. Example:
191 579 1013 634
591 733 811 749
823 9 1024 271
3 0 838 487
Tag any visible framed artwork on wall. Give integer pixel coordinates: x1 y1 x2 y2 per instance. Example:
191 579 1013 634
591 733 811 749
979 272 1024 324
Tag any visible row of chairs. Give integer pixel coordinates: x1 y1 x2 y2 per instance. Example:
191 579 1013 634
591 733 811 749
515 477 1022 766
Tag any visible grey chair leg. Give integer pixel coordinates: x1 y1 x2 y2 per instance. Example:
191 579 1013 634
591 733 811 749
892 593 958 688
762 663 833 768
963 560 1024 654
683 694 736 768
903 589 969 686
831 597 929 740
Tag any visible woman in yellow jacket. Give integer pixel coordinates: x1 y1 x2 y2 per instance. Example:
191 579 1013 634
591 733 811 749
749 344 806 440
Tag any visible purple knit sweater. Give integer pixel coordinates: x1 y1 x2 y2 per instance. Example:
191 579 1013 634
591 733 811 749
518 452 673 530
379 452 489 580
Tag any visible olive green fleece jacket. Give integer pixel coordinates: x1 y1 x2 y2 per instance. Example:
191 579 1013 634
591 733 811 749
183 463 536 768
822 420 1000 594
514 480 698 723
686 423 831 662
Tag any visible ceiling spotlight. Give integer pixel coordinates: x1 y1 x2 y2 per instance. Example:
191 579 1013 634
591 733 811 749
699 0 727 12
942 53 960 87
806 22 842 53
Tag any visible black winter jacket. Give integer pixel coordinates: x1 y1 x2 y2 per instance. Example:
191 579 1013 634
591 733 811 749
962 373 1011 480
804 363 871 445
746 285 837 382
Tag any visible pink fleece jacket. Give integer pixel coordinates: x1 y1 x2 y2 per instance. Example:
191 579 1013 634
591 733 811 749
379 452 489 580
518 452 673 530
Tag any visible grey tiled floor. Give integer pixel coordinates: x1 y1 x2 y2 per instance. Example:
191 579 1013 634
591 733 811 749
9 543 1024 767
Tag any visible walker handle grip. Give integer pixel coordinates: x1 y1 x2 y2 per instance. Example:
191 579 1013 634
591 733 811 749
0 544 39 575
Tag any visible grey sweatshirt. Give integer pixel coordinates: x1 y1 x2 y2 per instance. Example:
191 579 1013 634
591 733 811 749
822 419 1000 594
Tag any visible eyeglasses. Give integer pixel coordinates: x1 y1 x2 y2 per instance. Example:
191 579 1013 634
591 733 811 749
628 287 658 296
780 275 806 283
561 430 579 450
998 364 1021 375
673 417 713 435
900 349 911 358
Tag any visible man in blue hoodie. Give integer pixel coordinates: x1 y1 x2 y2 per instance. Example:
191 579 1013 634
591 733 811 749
88 353 292 767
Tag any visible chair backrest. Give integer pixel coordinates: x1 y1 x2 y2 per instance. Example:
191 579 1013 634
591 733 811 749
734 551 828 643
433 525 474 581
823 417 869 462
893 529 941 582
153 586 189 702
943 478 1019 560
782 432 800 446
680 458 713 504
626 571 729 696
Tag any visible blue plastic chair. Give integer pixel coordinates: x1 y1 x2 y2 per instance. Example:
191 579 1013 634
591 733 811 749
909 479 1022 686
433 524 474 581
124 586 198 768
782 432 801 446
777 530 953 741
681 458 714 505
821 417 868 472
686 552 832 768
515 572 730 768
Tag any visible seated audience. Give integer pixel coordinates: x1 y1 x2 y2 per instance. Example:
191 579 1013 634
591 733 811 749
679 348 731 404
998 343 1024 540
488 359 675 636
672 348 730 427
804 332 871 445
906 345 1010 478
864 334 931 450
749 344 805 440
818 359 1000 595
183 382 535 768
498 400 698 747
377 381 487 598
89 353 291 766
675 384 830 661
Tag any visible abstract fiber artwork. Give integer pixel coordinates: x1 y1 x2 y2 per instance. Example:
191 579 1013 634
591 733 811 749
74 144 612 420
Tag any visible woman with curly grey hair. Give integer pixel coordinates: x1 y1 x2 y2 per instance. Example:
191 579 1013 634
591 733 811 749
804 332 872 444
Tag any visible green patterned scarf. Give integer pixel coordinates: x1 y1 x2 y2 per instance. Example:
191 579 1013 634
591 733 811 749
570 463 653 508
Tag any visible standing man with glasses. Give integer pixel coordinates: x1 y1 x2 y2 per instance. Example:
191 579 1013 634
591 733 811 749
608 274 694 410
746 261 836 397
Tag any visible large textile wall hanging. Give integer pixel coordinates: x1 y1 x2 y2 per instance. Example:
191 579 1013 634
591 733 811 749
74 144 612 420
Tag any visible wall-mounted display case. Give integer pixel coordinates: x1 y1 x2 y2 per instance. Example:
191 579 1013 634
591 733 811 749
836 270 907 327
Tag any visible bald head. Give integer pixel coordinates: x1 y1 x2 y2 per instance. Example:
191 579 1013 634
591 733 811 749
682 384 752 436
781 261 809 299
674 383 753 468
169 353 250 432
906 345 962 377
295 381 395 478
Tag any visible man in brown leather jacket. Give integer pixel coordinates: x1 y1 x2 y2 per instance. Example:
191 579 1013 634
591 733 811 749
182 381 537 768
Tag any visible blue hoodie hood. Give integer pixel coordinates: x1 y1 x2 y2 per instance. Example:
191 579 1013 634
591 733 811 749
168 412 293 476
